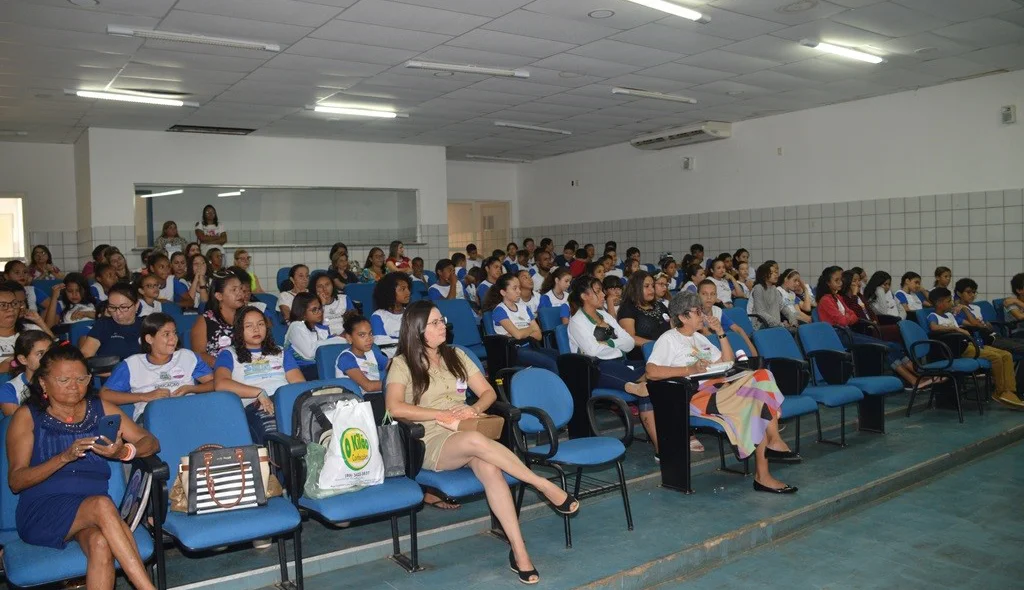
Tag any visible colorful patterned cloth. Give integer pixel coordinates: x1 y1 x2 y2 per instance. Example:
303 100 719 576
689 368 784 459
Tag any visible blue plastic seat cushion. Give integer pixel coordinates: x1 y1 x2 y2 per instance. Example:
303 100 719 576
530 437 625 466
690 416 726 433
847 376 904 396
780 395 818 419
923 358 984 373
299 477 422 522
466 344 487 360
415 467 517 498
592 388 638 404
162 496 300 551
3 527 153 588
802 385 863 407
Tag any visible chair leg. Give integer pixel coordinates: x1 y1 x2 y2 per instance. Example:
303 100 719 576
840 406 846 447
615 461 634 532
793 416 802 455
718 435 727 470
815 409 824 443
277 535 290 584
390 516 400 558
292 525 304 590
906 381 921 417
514 483 526 517
953 377 964 424
555 467 571 549
573 467 583 499
409 509 419 571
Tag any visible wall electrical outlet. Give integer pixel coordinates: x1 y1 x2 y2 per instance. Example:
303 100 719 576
1001 105 1017 124
681 157 694 170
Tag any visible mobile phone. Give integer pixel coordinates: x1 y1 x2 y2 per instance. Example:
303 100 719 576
95 414 122 446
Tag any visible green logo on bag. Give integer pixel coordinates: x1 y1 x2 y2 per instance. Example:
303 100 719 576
340 428 371 470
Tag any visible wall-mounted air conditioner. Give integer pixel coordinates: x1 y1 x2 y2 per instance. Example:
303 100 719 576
630 121 732 150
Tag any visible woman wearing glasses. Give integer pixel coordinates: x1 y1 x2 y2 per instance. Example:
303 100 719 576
79 284 143 361
233 249 264 294
0 282 51 373
284 292 344 380
645 291 798 494
386 301 579 584
6 346 159 590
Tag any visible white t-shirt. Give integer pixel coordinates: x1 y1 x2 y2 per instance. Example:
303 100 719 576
927 311 958 329
681 281 698 294
371 309 403 355
648 329 722 378
105 350 212 420
56 301 96 324
284 321 343 362
195 223 223 251
0 373 30 407
137 300 162 318
532 271 547 293
466 258 482 270
568 309 635 360
428 282 464 301
278 290 297 315
335 348 389 391
321 295 353 335
158 277 188 302
491 301 534 337
870 288 905 319
710 277 733 304
521 292 541 315
214 348 298 406
895 290 923 311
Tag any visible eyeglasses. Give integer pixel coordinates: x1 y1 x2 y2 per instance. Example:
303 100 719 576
55 376 91 386
108 304 136 313
308 306 322 313
426 316 448 328
683 308 704 317
0 302 22 310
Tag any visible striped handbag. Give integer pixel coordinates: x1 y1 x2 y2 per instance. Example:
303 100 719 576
186 444 267 515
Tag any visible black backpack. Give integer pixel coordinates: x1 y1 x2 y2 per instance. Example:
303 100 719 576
291 384 361 446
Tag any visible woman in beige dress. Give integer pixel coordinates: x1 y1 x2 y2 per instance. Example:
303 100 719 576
386 301 579 585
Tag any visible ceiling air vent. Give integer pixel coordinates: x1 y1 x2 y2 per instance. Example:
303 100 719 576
167 125 255 136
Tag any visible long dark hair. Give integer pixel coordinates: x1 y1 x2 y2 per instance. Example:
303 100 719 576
289 292 319 329
482 272 517 312
140 313 177 354
201 204 219 226
621 270 653 310
31 245 54 266
568 275 601 309
185 253 207 284
9 331 54 377
815 266 843 303
865 271 891 303
59 272 96 309
373 272 412 313
840 269 858 297
27 345 92 410
231 306 281 363
754 262 775 288
540 267 571 294
397 301 468 405
207 271 241 323
364 247 384 270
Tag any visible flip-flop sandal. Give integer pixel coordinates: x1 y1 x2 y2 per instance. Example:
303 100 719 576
424 499 461 510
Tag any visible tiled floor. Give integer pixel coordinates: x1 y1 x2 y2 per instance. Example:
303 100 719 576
661 440 1024 590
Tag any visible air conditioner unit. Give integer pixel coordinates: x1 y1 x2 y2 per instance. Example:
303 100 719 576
630 121 732 150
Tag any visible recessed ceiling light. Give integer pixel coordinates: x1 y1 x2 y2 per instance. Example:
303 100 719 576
588 9 615 19
433 71 454 77
68 0 99 6
777 0 818 13
915 47 939 55
558 71 582 79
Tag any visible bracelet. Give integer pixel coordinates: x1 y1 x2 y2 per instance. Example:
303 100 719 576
715 332 726 338
120 443 137 462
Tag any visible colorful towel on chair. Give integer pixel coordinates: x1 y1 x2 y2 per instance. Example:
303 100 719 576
690 368 784 459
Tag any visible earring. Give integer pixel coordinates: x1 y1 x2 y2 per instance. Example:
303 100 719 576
42 393 47 400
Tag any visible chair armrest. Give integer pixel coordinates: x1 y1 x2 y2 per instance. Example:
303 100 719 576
492 366 525 404
132 454 170 482
909 339 954 370
587 394 634 447
514 406 558 460
849 342 890 377
264 432 307 459
932 331 974 358
876 314 901 326
763 357 809 395
394 417 426 440
484 399 522 423
132 454 170 529
805 349 853 385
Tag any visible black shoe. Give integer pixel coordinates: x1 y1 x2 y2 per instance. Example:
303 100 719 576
509 550 539 585
765 448 802 463
551 492 580 516
753 480 798 494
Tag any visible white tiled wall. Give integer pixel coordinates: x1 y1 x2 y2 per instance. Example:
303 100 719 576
515 189 1024 300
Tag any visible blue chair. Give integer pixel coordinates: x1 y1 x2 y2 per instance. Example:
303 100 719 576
435 299 486 360
345 283 376 316
273 379 423 572
276 267 291 291
254 293 278 312
510 368 633 548
731 297 749 313
554 324 571 355
899 320 988 423
0 419 165 589
315 343 350 380
175 320 192 353
32 280 61 309
271 322 287 347
144 392 304 590
537 306 564 338
481 311 497 336
68 319 95 348
811 308 820 323
722 307 755 336
423 270 437 286
160 301 183 318
752 327 862 446
797 323 903 434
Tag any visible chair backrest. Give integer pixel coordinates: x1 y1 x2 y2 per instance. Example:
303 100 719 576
992 298 1006 323
454 344 485 373
69 320 95 348
316 342 351 380
175 321 192 353
797 322 844 354
161 302 183 317
976 300 998 323
641 341 655 361
276 267 291 291
537 307 563 333
424 270 437 285
345 283 377 316
271 323 287 347
435 299 482 348
732 297 749 312
273 378 361 437
644 264 656 273
554 324 570 355
899 320 931 364
705 333 721 349
254 293 278 311
752 327 802 360
723 307 754 336
725 331 750 356
916 308 932 333
509 368 573 434
811 308 820 322
482 311 496 336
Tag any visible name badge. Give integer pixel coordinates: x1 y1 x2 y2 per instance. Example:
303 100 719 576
456 379 468 396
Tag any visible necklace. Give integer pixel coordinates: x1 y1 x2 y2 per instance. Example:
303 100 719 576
48 404 80 424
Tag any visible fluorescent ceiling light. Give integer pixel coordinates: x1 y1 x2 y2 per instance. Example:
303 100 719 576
0 131 28 137
309 105 404 119
67 89 199 107
138 189 183 199
623 0 708 22
217 190 245 197
494 121 572 135
107 25 280 52
799 39 884 64
466 154 532 163
405 60 529 79
612 87 697 104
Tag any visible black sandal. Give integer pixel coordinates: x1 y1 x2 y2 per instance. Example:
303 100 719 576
551 491 580 516
509 550 539 585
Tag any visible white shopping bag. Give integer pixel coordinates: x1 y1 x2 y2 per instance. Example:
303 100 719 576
318 399 385 491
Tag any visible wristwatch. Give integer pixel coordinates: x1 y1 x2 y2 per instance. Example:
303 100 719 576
715 332 726 338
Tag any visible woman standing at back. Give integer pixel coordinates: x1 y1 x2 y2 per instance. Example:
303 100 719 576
194 204 227 249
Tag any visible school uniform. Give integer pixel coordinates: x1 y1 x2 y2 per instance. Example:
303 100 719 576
371 309 403 357
710 277 733 305
895 290 923 312
537 291 570 321
521 292 541 315
335 348 389 392
158 277 189 303
321 295 354 335
492 301 558 371
477 280 494 303
0 373 30 408
428 282 464 301
55 301 95 324
137 299 162 318
105 350 212 420
214 347 299 444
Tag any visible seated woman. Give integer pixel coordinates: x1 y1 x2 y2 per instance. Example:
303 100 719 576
233 249 264 294
476 256 504 303
6 346 158 590
697 280 758 356
386 301 579 581
327 247 359 292
43 273 97 328
361 247 386 283
102 247 131 284
616 271 669 361
602 275 623 319
185 242 201 260
537 267 572 326
28 245 64 281
815 267 932 388
778 269 813 324
679 263 705 294
708 258 742 308
645 291 797 494
284 292 344 380
214 306 304 444
100 313 214 421
653 272 671 308
622 258 641 286
483 273 559 372
585 259 606 283
385 240 412 274
313 272 353 335
190 272 245 367
866 271 906 321
0 331 54 416
337 312 389 393
206 248 224 273
749 262 788 329
659 257 679 291
80 284 143 361
82 244 110 281
185 254 209 310
567 275 657 455
839 270 901 343
135 273 163 318
277 264 310 320
735 261 753 299
154 220 188 256
371 272 412 358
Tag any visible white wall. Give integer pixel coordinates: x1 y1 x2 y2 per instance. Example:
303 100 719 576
0 142 76 232
446 160 519 226
518 69 1024 227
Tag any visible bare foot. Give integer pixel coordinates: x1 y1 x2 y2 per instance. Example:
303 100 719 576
625 381 649 397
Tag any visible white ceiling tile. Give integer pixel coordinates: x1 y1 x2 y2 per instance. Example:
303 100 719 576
636 62 736 84
520 0 666 30
503 101 595 117
468 78 569 96
132 48 269 73
998 8 1024 28
772 87 841 104
310 20 451 51
483 9 621 44
932 18 1024 46
384 0 531 18
0 23 143 55
337 0 491 35
484 109 558 123
336 84 446 102
442 88 535 105
173 0 344 27
737 94 823 111
892 0 1021 22
297 0 359 7
534 93 626 109
709 0 850 25
655 6 788 40
611 23 732 54
447 29 577 59
261 54 391 76
770 55 872 81
416 45 537 67
689 79 777 97
286 38 422 65
27 0 178 18
859 66 946 89
2 1 162 33
876 32 979 59
117 64 249 86
719 35 818 63
569 40 684 67
241 68 364 88
600 74 692 92
771 20 894 48
523 68 608 87
832 3 952 37
159 9 315 46
730 70 817 91
915 56 1008 79
677 50 783 74
529 54 638 77
830 0 887 7
959 43 1024 70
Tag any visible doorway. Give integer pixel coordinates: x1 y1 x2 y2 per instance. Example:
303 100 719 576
447 201 511 257
0 195 26 262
